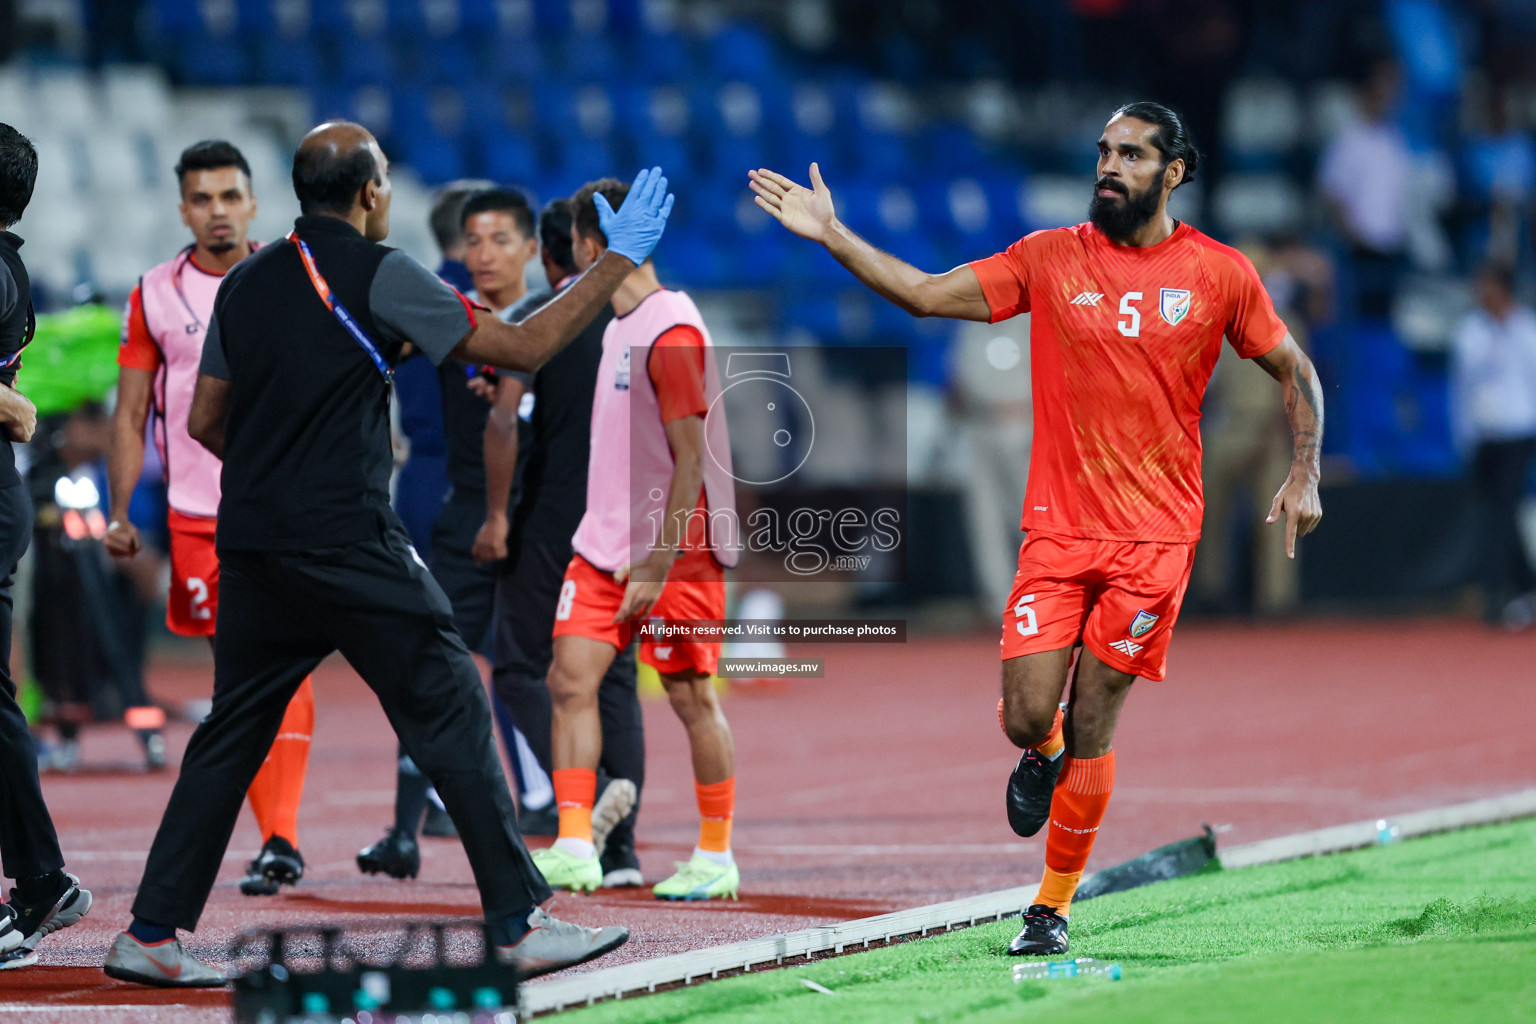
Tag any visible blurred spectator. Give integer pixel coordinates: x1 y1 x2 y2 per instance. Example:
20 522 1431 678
27 404 162 769
1260 234 1335 333
1450 262 1536 625
949 316 1031 615
0 1 16 62
1462 88 1536 266
1319 60 1413 318
392 181 493 557
1194 237 1332 614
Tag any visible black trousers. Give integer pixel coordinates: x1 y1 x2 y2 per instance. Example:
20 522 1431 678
131 512 550 931
0 480 64 881
429 490 498 654
1472 437 1536 606
491 535 644 856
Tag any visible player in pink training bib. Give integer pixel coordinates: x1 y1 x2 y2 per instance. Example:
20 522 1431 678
105 141 316 898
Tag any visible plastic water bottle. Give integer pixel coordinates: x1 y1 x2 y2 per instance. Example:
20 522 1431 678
1012 957 1123 982
1376 819 1401 844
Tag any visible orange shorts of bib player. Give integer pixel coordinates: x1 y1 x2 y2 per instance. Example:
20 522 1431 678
552 550 726 675
999 531 1197 682
166 509 220 637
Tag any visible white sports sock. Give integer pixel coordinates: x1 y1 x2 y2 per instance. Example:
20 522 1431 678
693 846 733 867
553 837 595 860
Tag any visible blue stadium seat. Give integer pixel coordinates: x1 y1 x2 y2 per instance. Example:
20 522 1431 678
309 86 359 126
482 132 540 183
606 0 642 34
488 33 548 85
254 34 324 87
310 0 354 35
778 131 832 182
658 225 729 290
627 132 696 185
400 130 466 185
150 0 204 35
460 82 509 138
557 32 623 82
918 122 987 176
174 34 251 85
707 23 776 83
849 132 912 177
458 0 501 35
234 0 279 34
708 134 767 184
634 29 694 84
415 36 484 87
336 34 396 86
385 0 430 38
550 136 619 182
532 0 572 34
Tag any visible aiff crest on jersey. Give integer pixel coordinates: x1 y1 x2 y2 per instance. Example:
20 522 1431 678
1159 288 1191 326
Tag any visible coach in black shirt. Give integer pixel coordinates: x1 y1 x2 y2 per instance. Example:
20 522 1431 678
102 122 674 987
0 123 94 968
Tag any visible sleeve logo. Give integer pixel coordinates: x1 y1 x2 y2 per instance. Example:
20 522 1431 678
1159 288 1191 326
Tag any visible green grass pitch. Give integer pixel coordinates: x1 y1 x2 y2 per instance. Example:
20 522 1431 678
558 818 1536 1023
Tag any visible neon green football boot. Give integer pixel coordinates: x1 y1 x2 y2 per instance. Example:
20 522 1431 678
532 845 602 893
652 854 740 901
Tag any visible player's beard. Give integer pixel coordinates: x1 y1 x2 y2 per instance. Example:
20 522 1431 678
205 239 236 254
1088 178 1160 243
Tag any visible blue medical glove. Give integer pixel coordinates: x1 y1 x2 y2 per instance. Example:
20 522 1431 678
595 166 675 266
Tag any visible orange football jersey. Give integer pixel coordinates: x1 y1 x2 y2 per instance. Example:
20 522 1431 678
970 221 1287 543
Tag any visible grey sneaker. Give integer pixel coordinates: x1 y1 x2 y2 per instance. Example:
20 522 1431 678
0 905 23 955
0 948 38 970
103 932 228 987
9 872 92 952
0 906 36 969
493 906 628 978
590 779 637 858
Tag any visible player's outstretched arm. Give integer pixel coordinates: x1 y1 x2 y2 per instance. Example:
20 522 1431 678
1254 334 1324 557
749 164 992 322
457 167 675 371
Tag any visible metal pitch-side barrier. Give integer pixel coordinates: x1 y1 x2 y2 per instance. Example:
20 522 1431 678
519 789 1536 1016
230 920 521 1023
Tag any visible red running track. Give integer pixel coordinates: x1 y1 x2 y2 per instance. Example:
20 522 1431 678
2 620 1532 1022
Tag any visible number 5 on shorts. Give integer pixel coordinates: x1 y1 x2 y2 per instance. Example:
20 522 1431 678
1014 593 1038 637
555 580 577 621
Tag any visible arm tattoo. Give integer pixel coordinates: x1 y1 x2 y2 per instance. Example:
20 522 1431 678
1282 362 1324 469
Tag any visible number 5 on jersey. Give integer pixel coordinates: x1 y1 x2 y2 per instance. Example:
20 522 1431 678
1118 292 1143 338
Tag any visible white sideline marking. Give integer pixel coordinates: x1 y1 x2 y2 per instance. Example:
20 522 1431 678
519 787 1536 1017
1219 787 1536 869
65 850 258 862
746 843 1035 856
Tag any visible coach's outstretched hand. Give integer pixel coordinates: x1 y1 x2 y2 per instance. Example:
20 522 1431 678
749 164 836 244
597 166 675 266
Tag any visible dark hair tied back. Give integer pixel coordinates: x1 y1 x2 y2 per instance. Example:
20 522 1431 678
1112 101 1199 187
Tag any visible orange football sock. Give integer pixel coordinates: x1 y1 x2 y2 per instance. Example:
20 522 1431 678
1036 706 1065 758
552 768 597 843
245 676 315 845
1034 750 1116 917
695 778 735 853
